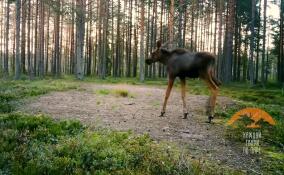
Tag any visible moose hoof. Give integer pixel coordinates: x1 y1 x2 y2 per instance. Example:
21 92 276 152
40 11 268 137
159 112 165 117
183 113 188 119
208 115 214 123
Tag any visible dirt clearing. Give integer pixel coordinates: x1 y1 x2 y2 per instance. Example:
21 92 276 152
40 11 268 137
21 83 261 173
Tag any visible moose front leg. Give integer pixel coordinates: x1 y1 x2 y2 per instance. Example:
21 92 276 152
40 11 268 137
180 78 188 119
160 78 175 117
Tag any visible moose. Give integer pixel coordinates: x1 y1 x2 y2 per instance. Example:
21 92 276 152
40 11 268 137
146 41 221 123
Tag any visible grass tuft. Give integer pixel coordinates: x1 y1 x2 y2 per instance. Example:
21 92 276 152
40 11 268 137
113 89 129 97
95 89 111 95
95 88 131 98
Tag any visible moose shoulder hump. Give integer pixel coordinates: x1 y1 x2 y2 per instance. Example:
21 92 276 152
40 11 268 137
171 48 188 55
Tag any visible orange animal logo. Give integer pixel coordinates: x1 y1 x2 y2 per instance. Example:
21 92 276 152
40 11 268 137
227 108 276 128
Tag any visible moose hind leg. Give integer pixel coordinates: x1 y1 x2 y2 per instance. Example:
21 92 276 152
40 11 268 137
204 76 219 123
180 78 188 119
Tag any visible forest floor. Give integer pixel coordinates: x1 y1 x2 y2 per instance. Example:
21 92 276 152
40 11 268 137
20 83 263 173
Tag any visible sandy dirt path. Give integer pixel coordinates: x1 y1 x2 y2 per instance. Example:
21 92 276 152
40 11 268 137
21 83 260 173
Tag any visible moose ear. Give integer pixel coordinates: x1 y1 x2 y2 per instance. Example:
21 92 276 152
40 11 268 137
157 40 162 48
160 48 170 55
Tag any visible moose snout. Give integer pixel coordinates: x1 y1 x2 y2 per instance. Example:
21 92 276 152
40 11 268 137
145 59 153 65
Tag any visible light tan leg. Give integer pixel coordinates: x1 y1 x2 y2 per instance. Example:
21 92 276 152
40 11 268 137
160 78 175 117
180 78 188 119
204 77 219 123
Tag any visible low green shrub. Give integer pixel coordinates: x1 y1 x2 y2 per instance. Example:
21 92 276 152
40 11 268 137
0 113 182 174
0 80 78 113
0 113 241 175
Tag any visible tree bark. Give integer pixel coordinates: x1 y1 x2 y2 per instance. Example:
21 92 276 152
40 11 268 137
4 0 10 77
38 0 45 78
279 0 284 82
21 0 27 74
217 0 223 78
70 0 75 74
139 0 145 82
75 0 86 79
168 0 174 49
261 0 267 85
53 2 60 77
222 0 235 83
27 0 34 79
249 0 256 85
114 0 121 77
33 0 38 76
15 0 21 80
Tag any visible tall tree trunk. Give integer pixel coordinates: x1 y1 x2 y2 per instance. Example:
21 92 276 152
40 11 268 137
279 0 284 82
133 25 138 77
237 24 242 81
21 0 26 74
114 0 121 77
217 0 223 79
126 0 133 77
99 0 109 78
86 1 93 76
158 0 164 77
132 0 138 77
168 0 174 49
243 30 248 81
0 0 3 73
75 0 86 79
148 3 154 78
58 14 63 74
12 19 16 74
233 0 238 81
110 0 114 76
182 2 187 47
27 0 34 79
249 0 256 85
145 2 150 77
97 0 102 76
4 0 10 77
223 0 235 83
178 0 184 47
213 0 218 55
70 0 75 74
38 0 45 78
53 5 60 77
152 0 157 78
33 0 38 76
15 0 21 80
261 0 267 85
194 3 199 51
255 0 261 83
190 0 195 51
139 0 145 82
45 7 50 75
15 0 21 79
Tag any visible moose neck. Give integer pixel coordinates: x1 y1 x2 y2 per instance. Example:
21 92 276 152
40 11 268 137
159 53 171 65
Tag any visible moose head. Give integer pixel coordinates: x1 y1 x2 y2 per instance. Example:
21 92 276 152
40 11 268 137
145 41 170 65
